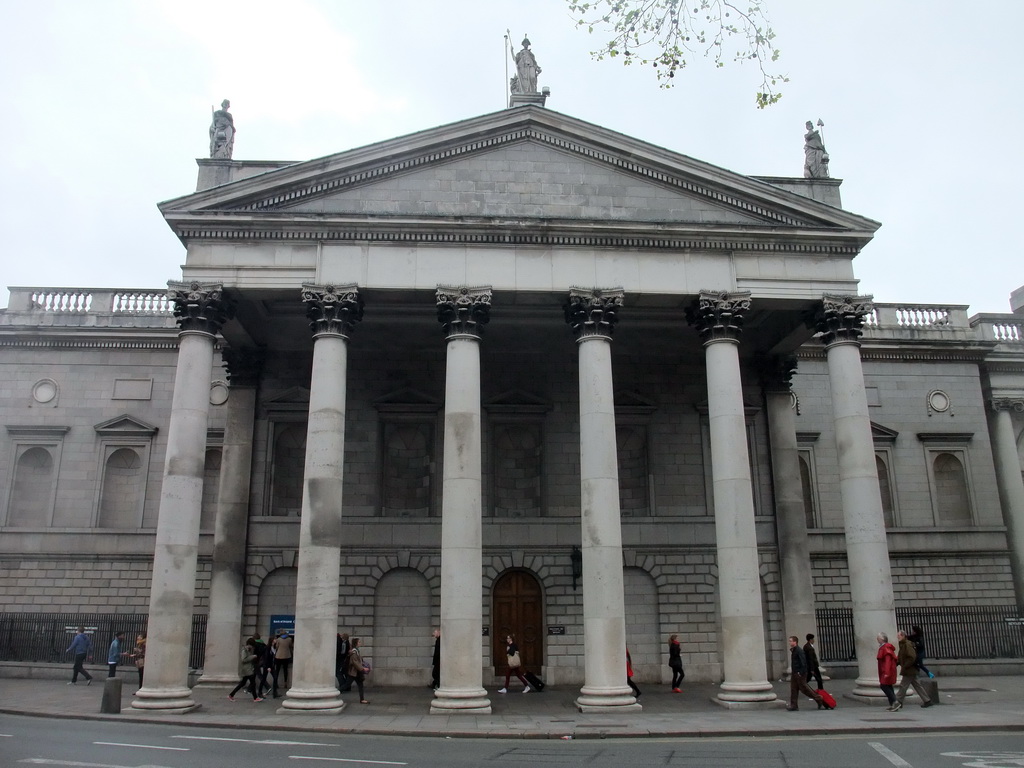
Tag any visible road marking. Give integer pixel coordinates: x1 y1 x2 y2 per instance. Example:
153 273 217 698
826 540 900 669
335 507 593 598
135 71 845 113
92 741 189 751
19 760 173 767
941 752 1024 767
289 757 408 765
869 742 914 767
172 735 335 746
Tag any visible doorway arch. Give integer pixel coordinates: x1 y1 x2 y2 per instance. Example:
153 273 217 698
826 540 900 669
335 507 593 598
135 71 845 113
491 570 543 673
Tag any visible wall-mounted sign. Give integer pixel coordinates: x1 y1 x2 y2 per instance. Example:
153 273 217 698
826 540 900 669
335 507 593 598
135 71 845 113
547 626 566 635
482 627 490 636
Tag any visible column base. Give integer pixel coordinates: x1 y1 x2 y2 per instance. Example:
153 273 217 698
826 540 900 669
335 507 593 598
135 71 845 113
279 685 346 714
193 673 236 687
576 685 641 713
848 677 897 703
131 686 201 714
714 680 779 708
430 686 491 714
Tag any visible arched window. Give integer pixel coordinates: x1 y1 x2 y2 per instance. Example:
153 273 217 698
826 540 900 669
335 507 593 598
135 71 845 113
934 452 972 525
8 446 54 527
98 447 142 528
200 448 222 530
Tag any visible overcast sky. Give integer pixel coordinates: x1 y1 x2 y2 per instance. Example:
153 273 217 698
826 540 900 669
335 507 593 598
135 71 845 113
1 0 1021 314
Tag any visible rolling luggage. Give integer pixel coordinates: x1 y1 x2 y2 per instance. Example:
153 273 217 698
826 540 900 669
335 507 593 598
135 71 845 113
524 670 545 691
817 689 837 709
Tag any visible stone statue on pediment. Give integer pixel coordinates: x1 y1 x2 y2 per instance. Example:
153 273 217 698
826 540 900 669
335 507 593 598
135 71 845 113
512 37 541 94
803 120 829 179
209 99 235 159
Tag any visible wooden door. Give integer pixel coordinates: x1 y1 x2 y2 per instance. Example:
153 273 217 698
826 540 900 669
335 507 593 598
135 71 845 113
492 570 543 673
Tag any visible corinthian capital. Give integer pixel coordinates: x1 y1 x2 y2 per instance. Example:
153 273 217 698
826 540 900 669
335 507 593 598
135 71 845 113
991 398 1024 413
811 294 874 346
686 290 751 343
759 354 798 393
564 287 624 340
221 347 265 387
437 285 492 339
301 283 363 338
167 281 233 336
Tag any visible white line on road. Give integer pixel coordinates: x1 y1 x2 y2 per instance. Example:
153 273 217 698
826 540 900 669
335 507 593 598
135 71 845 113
289 757 408 765
172 735 336 746
19 760 173 767
869 742 914 767
92 741 189 751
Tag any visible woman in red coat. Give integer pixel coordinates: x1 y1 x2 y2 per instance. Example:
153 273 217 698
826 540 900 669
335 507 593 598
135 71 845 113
876 632 898 710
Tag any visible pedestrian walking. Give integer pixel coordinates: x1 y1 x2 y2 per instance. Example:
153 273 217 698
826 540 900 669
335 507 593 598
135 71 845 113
787 635 829 711
909 625 935 678
804 633 823 690
65 626 93 685
336 632 351 692
877 632 898 709
228 640 264 702
626 647 642 700
498 634 531 693
894 629 933 709
347 637 369 704
667 633 684 692
272 629 293 696
107 631 125 678
431 628 441 690
129 633 146 690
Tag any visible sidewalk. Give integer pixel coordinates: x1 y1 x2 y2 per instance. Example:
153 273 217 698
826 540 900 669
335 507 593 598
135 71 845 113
3 675 1023 739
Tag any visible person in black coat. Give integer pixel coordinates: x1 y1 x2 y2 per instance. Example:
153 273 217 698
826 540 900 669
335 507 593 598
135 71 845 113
431 629 441 690
803 633 823 690
788 636 828 711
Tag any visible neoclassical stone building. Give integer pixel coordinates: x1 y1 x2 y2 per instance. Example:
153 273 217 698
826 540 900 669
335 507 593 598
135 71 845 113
1 105 1022 716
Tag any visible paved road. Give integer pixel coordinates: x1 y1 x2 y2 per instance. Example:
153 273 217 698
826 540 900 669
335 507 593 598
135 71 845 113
2 714 1024 767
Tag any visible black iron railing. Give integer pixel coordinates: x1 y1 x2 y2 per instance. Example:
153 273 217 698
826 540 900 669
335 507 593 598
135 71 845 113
816 605 1024 662
0 613 207 669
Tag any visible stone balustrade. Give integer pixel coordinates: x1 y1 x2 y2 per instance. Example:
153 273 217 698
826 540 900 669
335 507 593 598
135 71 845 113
970 313 1024 343
4 287 174 316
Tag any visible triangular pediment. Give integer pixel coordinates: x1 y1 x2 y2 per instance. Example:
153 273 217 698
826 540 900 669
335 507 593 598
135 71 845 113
871 422 899 443
263 387 310 413
161 107 880 244
94 414 158 436
484 390 552 414
374 387 441 413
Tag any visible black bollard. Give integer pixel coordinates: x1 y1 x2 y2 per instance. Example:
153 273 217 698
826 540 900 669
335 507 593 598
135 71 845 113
100 677 122 713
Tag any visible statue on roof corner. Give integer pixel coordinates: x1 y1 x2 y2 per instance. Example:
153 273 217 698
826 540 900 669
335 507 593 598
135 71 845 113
511 36 541 94
209 99 235 159
803 119 829 179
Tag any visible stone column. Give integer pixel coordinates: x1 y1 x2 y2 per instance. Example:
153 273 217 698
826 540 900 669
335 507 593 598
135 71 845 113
688 291 777 707
431 286 492 715
564 288 640 713
989 399 1024 607
132 281 232 713
762 356 819 660
196 348 263 686
281 285 363 714
811 294 896 698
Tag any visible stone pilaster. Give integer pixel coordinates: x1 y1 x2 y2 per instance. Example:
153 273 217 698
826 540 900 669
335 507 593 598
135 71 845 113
197 347 263 686
132 282 232 713
565 288 640 713
431 286 492 714
811 294 896 699
761 356 819 666
281 285 362 714
687 291 777 707
989 398 1024 608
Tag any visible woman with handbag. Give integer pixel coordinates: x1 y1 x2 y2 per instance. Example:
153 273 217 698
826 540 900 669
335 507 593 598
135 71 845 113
347 637 369 704
667 633 684 692
498 634 531 693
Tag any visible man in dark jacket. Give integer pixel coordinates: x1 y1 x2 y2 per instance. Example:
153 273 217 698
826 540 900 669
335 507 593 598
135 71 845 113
804 633 823 690
788 636 829 711
894 630 933 709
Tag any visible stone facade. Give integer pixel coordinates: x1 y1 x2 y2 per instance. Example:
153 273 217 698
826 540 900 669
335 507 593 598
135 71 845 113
2 107 1023 712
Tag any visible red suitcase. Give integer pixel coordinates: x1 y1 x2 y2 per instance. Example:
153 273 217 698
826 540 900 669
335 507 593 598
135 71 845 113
817 689 837 709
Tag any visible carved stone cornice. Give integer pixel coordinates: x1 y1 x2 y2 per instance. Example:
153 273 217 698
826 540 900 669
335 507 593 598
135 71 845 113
686 290 751 343
810 294 874 346
758 354 798 393
221 347 265 387
167 281 233 336
436 285 492 339
564 287 624 340
991 398 1024 413
301 283 363 338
